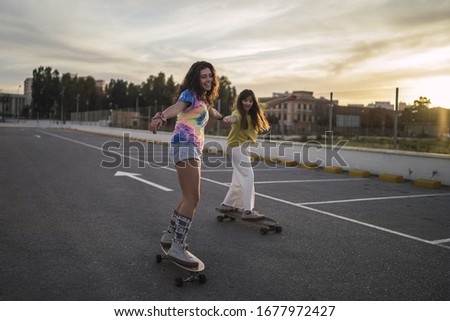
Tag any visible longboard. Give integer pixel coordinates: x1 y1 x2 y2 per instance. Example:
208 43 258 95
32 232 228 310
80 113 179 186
215 208 282 235
156 244 206 287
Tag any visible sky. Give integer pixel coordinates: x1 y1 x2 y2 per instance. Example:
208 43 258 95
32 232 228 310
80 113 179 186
1 0 450 107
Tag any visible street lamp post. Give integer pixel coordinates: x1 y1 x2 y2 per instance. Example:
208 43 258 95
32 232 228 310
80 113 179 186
216 99 221 135
61 87 64 123
17 85 22 122
76 94 80 124
136 93 142 129
328 92 333 139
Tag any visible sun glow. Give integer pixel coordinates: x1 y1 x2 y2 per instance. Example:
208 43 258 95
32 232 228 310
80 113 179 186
401 76 450 108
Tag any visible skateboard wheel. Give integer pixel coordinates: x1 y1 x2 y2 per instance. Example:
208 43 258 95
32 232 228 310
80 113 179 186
156 254 162 263
175 278 183 287
199 274 207 284
216 215 224 222
260 228 268 235
275 226 282 233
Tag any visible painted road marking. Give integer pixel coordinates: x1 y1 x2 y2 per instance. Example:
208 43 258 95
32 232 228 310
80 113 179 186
300 193 450 205
114 171 173 192
38 129 450 250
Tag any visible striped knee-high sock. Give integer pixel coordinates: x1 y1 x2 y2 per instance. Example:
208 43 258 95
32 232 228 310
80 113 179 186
173 213 192 245
166 210 178 234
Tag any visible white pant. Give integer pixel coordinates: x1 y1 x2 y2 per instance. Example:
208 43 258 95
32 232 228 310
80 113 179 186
222 145 255 211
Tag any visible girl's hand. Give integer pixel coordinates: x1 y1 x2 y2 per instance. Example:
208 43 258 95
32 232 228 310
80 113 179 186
148 119 162 134
222 115 237 126
222 116 231 124
148 112 167 134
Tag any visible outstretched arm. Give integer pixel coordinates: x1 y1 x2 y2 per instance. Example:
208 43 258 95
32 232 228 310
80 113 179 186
265 94 297 109
160 101 189 119
208 107 224 121
148 101 189 133
222 115 237 124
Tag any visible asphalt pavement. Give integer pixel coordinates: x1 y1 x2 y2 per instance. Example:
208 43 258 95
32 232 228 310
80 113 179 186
1 127 449 300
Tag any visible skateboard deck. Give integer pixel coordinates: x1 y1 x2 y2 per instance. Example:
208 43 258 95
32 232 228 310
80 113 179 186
215 209 282 234
156 244 206 287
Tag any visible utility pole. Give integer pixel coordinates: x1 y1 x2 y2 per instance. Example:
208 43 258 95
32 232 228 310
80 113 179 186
61 87 64 123
216 98 221 135
280 102 285 140
135 93 142 129
393 87 399 149
76 94 80 124
328 92 333 137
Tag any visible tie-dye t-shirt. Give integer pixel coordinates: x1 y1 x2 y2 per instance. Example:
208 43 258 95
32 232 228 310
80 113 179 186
171 89 209 149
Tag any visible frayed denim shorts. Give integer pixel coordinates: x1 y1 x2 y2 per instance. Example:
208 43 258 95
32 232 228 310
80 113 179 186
171 143 202 165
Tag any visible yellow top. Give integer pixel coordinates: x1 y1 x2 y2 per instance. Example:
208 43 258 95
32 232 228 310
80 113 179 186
226 103 267 147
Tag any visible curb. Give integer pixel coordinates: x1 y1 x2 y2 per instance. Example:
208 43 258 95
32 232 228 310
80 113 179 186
70 129 445 189
323 166 344 174
379 174 404 183
349 170 370 178
413 179 442 189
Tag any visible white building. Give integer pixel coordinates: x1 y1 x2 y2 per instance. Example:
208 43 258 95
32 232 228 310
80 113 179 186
367 101 394 110
24 78 33 106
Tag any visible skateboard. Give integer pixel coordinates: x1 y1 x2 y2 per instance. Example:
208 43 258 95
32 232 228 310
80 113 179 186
156 244 206 287
215 209 282 235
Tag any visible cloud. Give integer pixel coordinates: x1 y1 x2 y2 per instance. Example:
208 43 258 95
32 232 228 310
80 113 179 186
0 0 449 107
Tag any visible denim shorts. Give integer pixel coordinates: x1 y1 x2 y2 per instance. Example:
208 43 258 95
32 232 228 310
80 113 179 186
171 143 202 165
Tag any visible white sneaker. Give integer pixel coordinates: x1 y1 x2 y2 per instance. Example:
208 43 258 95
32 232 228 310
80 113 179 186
160 231 173 248
167 243 198 267
215 204 239 213
241 210 265 220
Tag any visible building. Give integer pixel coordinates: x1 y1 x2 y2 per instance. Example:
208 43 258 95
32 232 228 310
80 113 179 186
367 101 394 110
398 102 410 111
261 91 317 134
24 78 33 106
0 93 26 120
95 80 106 93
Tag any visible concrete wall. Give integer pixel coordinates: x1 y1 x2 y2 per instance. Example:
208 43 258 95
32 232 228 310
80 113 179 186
2 121 449 186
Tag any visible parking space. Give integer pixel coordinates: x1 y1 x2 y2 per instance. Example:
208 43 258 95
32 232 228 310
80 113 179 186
199 157 450 250
1 127 449 300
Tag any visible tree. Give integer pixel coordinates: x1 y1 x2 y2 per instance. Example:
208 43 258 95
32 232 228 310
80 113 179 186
107 79 129 109
31 66 60 118
164 75 178 105
218 75 236 115
413 96 431 111
153 72 170 107
29 66 237 121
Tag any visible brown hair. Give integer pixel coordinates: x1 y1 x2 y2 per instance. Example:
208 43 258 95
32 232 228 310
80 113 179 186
235 89 270 133
177 61 219 108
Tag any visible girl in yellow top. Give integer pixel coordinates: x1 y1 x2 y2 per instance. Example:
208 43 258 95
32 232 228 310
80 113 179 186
217 89 296 220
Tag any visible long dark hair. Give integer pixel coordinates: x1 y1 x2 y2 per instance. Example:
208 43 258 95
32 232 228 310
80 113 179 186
235 89 270 133
177 61 219 108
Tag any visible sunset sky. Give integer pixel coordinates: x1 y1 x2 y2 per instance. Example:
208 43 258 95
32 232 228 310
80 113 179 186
1 0 449 107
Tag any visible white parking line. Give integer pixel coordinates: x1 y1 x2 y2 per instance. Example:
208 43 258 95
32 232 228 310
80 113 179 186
37 130 174 191
201 168 302 172
254 178 365 184
300 193 450 205
252 190 450 250
430 238 450 245
300 206 440 248
40 129 450 250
